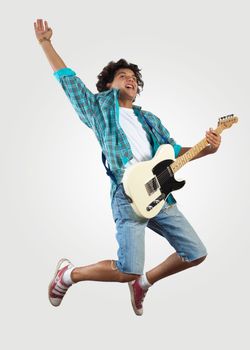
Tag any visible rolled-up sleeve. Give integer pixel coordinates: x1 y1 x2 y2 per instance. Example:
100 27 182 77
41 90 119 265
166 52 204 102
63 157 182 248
53 68 97 129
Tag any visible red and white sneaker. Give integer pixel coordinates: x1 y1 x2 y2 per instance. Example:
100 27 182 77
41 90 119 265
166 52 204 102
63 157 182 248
48 258 74 307
128 279 148 316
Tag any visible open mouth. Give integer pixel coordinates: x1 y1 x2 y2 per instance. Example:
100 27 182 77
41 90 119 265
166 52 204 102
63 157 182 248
125 84 135 90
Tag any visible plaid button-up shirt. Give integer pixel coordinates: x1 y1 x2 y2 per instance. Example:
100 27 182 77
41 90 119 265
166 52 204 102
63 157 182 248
53 68 182 203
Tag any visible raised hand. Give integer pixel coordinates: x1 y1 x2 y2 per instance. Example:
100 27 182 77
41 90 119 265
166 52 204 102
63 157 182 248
34 19 53 43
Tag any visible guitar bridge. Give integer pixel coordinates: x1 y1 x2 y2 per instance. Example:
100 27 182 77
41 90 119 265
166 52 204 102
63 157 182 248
146 193 166 211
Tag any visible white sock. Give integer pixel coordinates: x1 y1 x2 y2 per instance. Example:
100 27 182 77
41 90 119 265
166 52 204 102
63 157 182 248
138 273 152 290
62 266 75 286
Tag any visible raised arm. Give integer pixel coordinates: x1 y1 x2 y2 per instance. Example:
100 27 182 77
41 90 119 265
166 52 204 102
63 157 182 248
34 19 67 72
34 19 98 129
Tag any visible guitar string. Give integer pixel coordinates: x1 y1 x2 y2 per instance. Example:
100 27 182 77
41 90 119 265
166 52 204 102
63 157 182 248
156 159 185 183
156 145 204 183
155 155 191 184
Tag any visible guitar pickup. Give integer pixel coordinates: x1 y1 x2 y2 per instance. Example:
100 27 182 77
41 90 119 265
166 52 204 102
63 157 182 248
145 176 160 195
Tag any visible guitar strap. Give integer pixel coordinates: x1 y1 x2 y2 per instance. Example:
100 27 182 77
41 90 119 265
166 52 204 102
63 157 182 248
101 152 118 185
142 114 168 144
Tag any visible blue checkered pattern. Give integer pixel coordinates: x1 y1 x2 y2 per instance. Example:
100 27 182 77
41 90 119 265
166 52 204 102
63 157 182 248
53 68 182 203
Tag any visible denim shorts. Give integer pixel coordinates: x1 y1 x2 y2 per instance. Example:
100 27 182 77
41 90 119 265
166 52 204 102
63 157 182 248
111 183 207 275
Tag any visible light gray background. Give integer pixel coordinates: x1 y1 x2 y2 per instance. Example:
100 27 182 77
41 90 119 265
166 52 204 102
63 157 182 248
1 0 249 349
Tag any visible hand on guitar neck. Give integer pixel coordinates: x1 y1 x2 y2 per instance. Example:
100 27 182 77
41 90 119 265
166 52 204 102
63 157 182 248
178 127 221 160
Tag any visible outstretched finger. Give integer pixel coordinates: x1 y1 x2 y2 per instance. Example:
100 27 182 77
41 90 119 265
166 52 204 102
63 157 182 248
38 19 44 32
44 20 49 31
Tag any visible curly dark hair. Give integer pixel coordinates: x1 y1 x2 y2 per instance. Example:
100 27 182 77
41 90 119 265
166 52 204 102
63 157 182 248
96 58 144 98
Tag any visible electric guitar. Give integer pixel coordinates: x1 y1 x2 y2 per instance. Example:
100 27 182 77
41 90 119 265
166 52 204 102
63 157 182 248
122 114 238 219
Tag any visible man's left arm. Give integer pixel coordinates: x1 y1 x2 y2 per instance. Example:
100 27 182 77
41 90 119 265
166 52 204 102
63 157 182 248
178 128 221 159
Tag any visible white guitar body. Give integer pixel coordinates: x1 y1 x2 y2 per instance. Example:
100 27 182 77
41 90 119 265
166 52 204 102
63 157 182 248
122 144 177 219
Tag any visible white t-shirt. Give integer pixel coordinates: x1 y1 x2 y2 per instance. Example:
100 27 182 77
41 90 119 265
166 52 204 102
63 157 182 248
119 107 153 168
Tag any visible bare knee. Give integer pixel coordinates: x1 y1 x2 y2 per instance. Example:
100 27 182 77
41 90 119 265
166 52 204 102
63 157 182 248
111 260 141 282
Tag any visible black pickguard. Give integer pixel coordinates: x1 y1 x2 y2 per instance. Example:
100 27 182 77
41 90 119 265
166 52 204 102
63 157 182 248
152 159 185 198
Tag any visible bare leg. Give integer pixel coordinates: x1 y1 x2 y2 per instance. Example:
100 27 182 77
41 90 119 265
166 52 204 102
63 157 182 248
146 252 207 285
71 260 139 283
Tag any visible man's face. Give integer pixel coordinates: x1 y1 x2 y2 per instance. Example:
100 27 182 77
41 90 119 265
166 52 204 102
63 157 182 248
106 68 138 102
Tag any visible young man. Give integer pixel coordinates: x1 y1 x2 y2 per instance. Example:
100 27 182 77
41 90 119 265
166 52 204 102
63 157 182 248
34 19 221 316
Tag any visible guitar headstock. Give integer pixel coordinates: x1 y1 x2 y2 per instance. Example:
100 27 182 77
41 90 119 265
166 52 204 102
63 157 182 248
218 114 238 129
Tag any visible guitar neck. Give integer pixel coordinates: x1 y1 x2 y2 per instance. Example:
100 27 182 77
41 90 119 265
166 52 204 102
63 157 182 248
170 124 224 174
